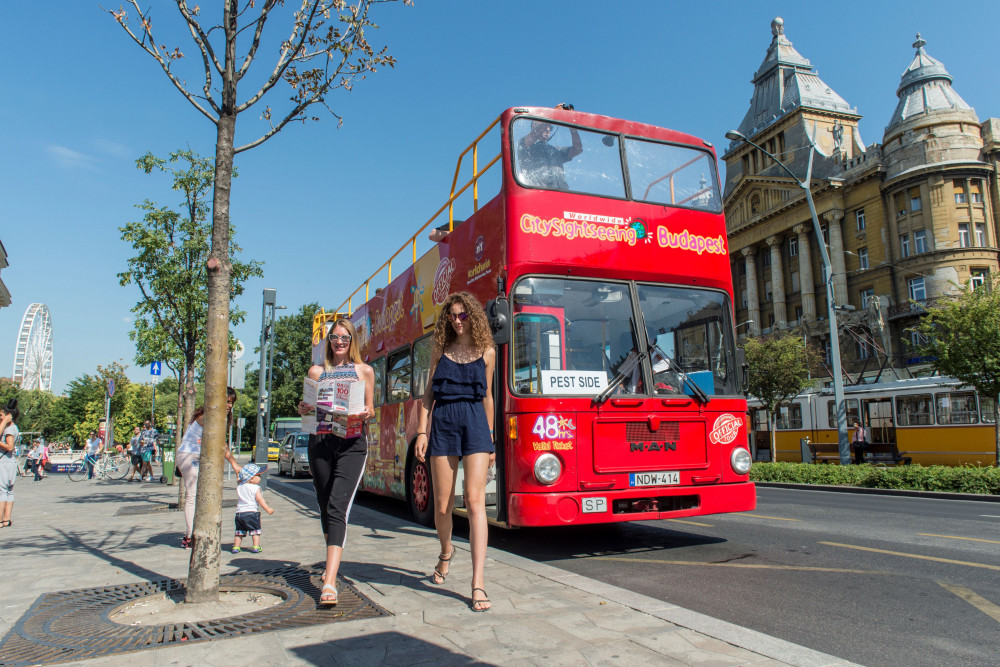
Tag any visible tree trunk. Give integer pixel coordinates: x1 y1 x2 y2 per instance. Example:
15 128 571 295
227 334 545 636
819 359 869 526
186 2 238 602
174 371 184 489
184 358 197 436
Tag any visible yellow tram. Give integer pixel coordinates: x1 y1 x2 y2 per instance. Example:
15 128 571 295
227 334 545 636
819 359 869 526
749 377 997 466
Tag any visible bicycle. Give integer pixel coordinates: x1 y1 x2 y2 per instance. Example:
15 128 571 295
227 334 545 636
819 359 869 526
67 452 130 482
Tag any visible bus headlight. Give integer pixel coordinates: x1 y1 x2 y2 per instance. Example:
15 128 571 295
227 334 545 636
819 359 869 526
730 447 752 475
534 453 562 485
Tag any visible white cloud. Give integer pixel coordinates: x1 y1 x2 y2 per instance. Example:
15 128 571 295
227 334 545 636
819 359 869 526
46 144 97 170
121 316 132 324
93 139 133 160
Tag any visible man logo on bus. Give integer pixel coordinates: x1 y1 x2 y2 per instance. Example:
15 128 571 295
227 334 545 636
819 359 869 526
709 414 744 445
474 235 485 261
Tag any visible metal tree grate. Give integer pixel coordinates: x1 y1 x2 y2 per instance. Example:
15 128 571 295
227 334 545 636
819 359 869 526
0 565 389 666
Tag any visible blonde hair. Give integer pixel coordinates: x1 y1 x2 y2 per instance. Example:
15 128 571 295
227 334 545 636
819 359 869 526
325 318 363 368
432 292 493 352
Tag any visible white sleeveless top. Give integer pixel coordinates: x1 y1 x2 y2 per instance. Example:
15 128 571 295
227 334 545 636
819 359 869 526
237 482 260 513
178 420 203 455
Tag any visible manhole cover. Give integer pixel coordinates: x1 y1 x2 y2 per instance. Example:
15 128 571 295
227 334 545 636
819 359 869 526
115 498 236 516
0 565 389 666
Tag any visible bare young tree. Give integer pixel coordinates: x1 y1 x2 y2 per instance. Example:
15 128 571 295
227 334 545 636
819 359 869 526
109 0 406 603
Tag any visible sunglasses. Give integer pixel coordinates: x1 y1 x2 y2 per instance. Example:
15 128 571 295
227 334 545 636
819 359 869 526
328 333 352 343
449 312 469 322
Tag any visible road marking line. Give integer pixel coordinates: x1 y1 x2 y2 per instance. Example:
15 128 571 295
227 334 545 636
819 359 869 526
666 519 714 527
739 513 800 522
820 542 1000 572
593 556 886 574
938 582 1000 624
920 533 1000 545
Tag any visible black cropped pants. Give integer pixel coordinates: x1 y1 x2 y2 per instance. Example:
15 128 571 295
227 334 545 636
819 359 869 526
308 433 367 548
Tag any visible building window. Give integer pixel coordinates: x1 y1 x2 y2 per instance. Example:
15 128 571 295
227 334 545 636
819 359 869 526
970 268 990 291
909 329 928 349
762 250 771 267
975 223 987 247
860 287 874 308
970 180 983 204
895 192 907 217
909 187 922 211
908 276 926 301
795 305 803 321
855 209 866 231
788 236 798 257
856 337 873 360
959 223 971 248
900 233 910 258
914 229 927 254
822 225 829 245
768 313 775 328
954 179 967 204
742 155 750 175
764 280 772 301
858 247 869 270
791 270 800 292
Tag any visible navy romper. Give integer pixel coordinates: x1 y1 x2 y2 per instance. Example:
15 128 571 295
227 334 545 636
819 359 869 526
428 355 494 458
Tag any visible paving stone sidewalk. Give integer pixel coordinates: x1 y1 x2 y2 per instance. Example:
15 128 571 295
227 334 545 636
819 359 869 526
0 466 857 667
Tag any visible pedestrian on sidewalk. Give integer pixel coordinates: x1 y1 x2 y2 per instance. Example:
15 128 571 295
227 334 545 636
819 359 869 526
296 318 375 607
26 440 44 481
127 426 143 481
175 387 242 549
415 292 496 612
84 431 104 480
852 421 868 464
0 399 21 527
232 463 274 554
139 420 158 481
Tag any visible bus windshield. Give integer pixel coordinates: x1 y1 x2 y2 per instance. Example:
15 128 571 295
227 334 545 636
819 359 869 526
511 117 721 212
511 277 736 397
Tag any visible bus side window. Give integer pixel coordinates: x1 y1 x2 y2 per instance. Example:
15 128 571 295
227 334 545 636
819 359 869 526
386 348 411 403
412 335 433 399
371 357 386 407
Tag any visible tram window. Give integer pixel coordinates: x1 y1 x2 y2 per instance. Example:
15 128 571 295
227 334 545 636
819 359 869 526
386 347 412 403
827 399 859 428
981 396 996 424
936 392 978 424
371 357 386 408
896 394 933 426
776 403 803 429
412 335 433 399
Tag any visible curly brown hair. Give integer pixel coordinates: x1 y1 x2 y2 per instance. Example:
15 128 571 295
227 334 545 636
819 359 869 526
433 292 493 352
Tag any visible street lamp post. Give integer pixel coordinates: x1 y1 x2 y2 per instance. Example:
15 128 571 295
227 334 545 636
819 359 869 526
725 130 851 464
255 289 277 488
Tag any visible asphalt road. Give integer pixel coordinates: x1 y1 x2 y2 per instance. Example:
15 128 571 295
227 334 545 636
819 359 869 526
278 477 1000 666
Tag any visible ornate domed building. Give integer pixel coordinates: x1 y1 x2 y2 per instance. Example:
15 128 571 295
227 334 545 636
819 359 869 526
723 20 998 384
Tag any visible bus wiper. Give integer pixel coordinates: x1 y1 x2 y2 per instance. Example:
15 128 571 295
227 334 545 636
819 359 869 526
593 348 646 406
649 343 710 404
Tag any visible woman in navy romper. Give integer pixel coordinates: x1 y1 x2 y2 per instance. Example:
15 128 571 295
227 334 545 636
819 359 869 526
415 291 496 612
297 318 375 607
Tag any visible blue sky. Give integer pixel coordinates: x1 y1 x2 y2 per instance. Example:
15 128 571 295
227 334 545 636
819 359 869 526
2 1 998 394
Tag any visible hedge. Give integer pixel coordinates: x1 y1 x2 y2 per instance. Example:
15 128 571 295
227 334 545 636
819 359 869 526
749 462 1000 495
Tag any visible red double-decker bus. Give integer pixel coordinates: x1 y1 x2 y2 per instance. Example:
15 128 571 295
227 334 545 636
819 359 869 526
312 106 756 527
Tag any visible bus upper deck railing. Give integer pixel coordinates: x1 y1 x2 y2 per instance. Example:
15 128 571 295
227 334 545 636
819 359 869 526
313 115 504 341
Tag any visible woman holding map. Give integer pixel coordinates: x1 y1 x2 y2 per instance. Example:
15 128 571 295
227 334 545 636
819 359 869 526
297 318 375 607
415 292 496 612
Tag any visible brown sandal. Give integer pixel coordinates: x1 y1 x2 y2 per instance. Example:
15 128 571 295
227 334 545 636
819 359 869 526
471 587 491 612
431 548 455 585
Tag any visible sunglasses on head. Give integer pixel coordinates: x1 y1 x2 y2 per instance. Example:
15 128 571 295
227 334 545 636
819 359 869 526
449 312 469 322
328 333 352 343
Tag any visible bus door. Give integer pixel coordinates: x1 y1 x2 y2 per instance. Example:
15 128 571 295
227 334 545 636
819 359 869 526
862 398 895 445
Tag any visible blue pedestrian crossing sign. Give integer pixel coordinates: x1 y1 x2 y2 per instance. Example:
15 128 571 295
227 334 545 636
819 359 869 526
150 361 162 376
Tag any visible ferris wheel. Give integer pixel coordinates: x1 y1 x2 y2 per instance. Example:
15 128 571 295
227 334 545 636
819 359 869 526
12 303 53 391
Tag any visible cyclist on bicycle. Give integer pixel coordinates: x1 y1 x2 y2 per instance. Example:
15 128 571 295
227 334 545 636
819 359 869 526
84 431 104 480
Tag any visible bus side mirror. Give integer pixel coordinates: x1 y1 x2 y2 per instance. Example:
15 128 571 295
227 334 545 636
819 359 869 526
736 347 748 393
486 297 511 345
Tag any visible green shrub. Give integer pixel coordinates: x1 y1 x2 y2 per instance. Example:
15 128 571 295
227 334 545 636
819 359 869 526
749 462 1000 495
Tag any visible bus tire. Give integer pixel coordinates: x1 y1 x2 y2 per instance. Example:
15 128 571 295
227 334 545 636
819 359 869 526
407 450 434 527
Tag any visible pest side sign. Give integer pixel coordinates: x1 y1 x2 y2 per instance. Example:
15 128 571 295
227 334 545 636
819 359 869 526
540 370 607 395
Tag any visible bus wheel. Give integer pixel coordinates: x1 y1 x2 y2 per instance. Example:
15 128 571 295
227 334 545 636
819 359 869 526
407 455 434 526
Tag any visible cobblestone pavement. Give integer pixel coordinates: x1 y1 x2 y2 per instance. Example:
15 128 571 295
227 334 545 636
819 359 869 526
0 464 858 666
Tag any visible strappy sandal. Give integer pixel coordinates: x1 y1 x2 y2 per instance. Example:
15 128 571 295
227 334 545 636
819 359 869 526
471 587 491 612
319 583 338 607
431 548 455 585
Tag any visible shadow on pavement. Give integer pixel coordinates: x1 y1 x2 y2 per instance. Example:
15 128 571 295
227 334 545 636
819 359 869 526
289 631 492 666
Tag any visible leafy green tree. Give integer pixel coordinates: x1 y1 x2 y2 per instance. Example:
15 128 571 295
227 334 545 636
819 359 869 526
0 380 59 441
119 149 263 448
745 333 819 461
110 0 405 603
915 277 1000 466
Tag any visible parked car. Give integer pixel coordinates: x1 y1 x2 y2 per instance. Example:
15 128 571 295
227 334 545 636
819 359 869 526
277 432 311 478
